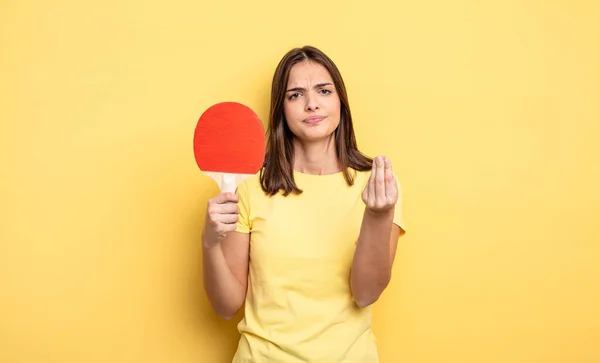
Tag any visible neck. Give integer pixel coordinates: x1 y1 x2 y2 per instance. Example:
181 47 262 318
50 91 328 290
292 136 341 175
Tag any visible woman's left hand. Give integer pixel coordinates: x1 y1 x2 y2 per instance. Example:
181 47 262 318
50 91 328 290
362 156 398 214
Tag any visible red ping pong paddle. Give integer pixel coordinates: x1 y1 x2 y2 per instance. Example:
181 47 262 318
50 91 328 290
193 102 266 194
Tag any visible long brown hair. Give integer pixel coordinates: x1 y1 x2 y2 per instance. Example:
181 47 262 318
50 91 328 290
260 45 373 196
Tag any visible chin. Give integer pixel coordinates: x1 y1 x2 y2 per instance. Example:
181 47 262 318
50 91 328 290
297 130 336 142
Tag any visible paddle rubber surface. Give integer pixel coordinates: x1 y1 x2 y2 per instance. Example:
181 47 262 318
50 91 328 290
193 102 265 174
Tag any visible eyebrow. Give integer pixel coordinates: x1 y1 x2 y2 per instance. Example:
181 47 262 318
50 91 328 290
286 82 333 93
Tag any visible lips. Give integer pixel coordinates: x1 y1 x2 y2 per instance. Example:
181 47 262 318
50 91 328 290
303 115 325 124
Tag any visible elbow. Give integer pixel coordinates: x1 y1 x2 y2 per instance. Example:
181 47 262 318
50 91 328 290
354 295 380 308
353 283 387 308
208 298 243 321
218 312 235 321
204 285 246 321
214 305 240 320
352 279 390 308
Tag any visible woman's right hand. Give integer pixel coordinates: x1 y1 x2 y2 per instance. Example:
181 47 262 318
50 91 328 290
202 192 240 247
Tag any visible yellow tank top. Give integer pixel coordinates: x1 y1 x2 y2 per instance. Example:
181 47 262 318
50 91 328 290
232 169 405 362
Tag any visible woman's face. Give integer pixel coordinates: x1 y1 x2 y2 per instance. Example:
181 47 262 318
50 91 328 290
283 61 341 143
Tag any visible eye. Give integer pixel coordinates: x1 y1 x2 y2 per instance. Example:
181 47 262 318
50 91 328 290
288 92 301 100
319 89 333 95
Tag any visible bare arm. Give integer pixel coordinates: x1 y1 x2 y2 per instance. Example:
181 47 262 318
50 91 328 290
351 210 401 307
202 193 250 320
350 156 403 308
203 232 249 319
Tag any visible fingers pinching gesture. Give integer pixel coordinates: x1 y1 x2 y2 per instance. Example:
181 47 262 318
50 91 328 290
362 156 398 214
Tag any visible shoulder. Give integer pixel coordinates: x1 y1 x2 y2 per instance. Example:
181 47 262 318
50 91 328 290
236 172 263 196
348 168 372 190
352 169 371 183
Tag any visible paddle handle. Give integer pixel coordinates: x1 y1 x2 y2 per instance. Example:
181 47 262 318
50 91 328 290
203 171 254 194
221 173 237 194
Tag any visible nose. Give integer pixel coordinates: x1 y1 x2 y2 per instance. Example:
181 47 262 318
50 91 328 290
305 92 319 112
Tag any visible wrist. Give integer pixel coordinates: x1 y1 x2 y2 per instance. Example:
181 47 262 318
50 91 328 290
365 207 394 220
201 233 220 249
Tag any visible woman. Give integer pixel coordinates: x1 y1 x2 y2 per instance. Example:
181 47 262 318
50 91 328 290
202 45 406 362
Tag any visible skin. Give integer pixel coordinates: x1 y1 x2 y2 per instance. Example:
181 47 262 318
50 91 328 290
202 60 402 319
284 61 341 175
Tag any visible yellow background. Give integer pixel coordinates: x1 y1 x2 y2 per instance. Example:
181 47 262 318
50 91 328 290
1 1 599 362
